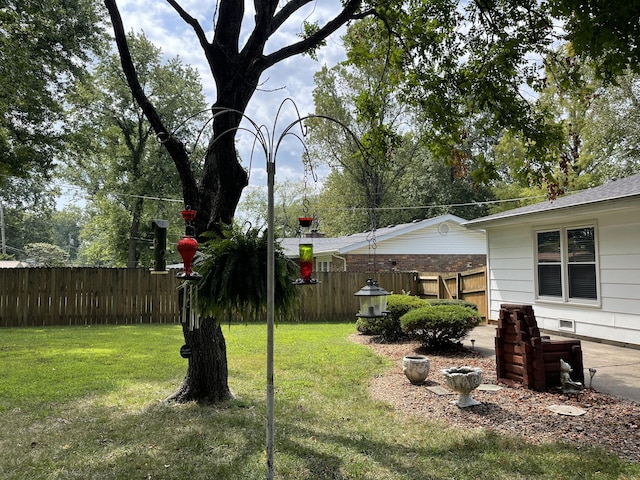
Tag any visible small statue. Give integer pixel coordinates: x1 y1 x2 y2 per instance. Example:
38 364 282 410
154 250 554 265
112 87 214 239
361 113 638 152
559 359 583 393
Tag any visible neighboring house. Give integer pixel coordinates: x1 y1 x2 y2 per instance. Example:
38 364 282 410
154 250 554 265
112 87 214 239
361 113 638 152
464 174 640 347
279 214 486 273
0 261 27 268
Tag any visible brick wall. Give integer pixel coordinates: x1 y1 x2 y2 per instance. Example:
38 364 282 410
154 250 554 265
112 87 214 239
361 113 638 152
343 254 486 273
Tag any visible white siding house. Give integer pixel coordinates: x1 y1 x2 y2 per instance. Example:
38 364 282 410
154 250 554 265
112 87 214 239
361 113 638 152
0 261 27 268
464 174 640 347
279 214 487 273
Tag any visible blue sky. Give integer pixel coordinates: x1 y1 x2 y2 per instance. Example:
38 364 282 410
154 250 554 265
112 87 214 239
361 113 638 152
117 1 349 192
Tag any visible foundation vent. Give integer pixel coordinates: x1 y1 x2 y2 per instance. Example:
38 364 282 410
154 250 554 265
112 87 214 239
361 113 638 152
558 318 575 332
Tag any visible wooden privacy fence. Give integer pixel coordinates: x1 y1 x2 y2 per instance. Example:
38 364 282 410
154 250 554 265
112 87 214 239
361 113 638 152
0 268 180 327
0 267 486 326
295 271 420 322
417 267 487 320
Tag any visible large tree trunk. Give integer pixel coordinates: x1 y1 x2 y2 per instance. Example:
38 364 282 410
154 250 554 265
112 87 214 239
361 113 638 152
166 317 232 403
169 119 247 404
195 114 250 234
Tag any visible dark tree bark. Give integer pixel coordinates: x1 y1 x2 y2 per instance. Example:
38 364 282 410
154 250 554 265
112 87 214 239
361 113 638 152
103 0 370 403
167 318 232 403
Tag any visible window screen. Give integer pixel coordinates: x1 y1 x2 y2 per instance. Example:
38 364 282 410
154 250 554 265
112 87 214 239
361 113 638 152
536 226 597 301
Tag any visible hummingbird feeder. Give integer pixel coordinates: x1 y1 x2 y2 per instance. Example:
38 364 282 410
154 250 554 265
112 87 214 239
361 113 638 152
177 206 201 331
177 208 201 280
293 216 318 285
298 216 313 228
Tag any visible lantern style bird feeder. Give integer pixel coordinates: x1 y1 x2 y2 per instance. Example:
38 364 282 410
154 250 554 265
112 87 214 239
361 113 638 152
354 278 390 318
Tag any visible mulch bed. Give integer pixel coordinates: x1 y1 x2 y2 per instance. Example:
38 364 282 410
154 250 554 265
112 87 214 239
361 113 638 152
350 333 640 463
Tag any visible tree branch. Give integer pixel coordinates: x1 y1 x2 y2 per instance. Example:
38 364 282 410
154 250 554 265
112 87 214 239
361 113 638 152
212 0 244 56
103 0 199 207
261 1 371 70
165 0 211 51
238 1 280 65
269 0 310 34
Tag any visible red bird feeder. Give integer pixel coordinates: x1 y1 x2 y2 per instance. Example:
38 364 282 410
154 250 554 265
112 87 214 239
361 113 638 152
177 236 199 279
177 207 201 280
298 216 313 228
181 208 197 223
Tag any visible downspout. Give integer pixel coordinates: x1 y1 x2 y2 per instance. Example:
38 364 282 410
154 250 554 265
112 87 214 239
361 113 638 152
333 254 347 272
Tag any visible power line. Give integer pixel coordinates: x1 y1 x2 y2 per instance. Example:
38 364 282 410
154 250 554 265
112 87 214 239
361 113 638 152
54 183 184 204
117 193 183 203
317 195 547 212
4 174 549 212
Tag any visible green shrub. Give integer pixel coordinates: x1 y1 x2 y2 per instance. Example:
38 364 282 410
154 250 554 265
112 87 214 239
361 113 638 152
427 299 478 310
356 294 428 341
387 294 430 320
400 304 480 350
355 316 379 335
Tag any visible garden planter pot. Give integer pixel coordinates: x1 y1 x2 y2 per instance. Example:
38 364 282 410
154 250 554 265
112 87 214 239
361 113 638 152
442 366 482 407
402 355 430 385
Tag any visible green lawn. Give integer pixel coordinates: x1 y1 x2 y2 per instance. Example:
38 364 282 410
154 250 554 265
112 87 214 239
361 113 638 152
0 322 637 479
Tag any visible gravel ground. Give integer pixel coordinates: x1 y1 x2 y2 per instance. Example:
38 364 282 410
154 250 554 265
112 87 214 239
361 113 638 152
350 333 640 463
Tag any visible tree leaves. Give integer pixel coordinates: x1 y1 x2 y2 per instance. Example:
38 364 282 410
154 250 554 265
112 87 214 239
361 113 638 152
0 0 104 179
549 0 640 80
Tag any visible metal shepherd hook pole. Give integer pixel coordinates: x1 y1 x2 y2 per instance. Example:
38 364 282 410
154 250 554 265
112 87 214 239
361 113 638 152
266 150 276 479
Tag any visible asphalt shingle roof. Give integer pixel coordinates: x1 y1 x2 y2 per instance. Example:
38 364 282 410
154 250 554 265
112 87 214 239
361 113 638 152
278 214 468 257
464 173 640 227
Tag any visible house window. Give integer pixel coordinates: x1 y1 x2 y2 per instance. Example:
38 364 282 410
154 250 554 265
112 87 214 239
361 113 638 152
536 226 598 302
316 260 331 272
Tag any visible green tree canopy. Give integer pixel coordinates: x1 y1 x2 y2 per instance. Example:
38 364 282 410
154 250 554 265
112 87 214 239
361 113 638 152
550 0 640 80
0 175 60 260
308 17 419 233
24 242 69 267
309 17 493 235
0 0 104 179
488 55 640 211
581 72 640 180
65 32 208 267
0 1 104 259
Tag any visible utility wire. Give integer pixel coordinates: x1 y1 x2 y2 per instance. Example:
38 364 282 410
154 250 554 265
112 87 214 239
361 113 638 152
317 195 547 212
14 176 547 212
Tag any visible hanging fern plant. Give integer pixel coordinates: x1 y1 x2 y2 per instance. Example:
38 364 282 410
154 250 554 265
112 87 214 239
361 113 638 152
195 225 300 321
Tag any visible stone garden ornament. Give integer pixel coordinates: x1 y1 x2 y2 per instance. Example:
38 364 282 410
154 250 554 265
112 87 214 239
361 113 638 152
403 355 431 385
442 366 483 407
